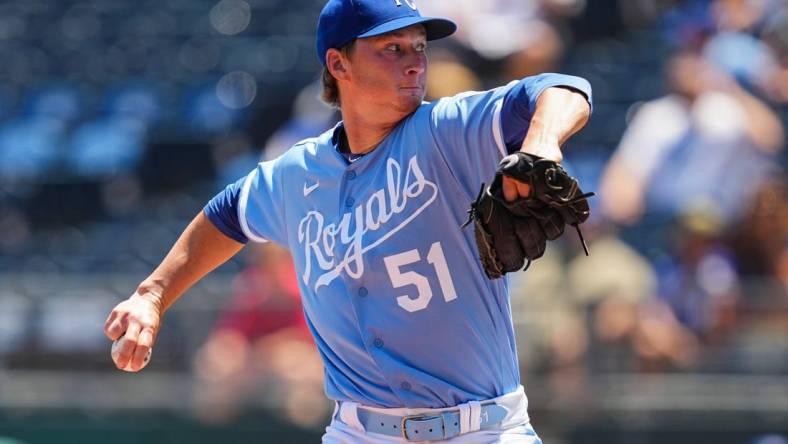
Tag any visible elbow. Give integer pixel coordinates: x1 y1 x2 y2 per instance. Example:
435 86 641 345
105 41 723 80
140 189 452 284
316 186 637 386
554 85 592 129
578 93 591 127
566 76 593 119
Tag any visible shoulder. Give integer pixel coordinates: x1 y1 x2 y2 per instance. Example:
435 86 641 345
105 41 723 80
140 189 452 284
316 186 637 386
419 87 508 127
439 84 515 105
280 137 321 162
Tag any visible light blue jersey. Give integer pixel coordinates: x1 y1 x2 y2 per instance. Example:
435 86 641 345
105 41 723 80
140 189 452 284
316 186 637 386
206 74 592 408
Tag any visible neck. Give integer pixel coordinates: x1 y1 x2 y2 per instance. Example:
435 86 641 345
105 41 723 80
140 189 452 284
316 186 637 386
339 106 401 155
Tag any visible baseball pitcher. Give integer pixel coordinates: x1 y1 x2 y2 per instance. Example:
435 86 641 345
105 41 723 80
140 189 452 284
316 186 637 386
104 1 593 442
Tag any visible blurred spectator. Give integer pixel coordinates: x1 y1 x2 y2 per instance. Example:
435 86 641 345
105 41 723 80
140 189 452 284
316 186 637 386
631 297 702 371
424 51 483 101
710 0 773 33
419 0 569 81
192 243 328 428
761 6 788 102
653 207 741 343
717 228 788 374
661 0 788 103
703 30 779 94
510 221 701 379
420 0 545 60
660 0 716 49
728 177 788 285
599 50 784 230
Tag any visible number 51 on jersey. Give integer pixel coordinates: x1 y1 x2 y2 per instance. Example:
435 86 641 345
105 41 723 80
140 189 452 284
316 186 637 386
384 241 458 313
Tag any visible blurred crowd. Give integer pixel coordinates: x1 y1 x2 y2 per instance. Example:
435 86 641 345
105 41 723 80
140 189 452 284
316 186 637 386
514 0 788 379
0 0 786 436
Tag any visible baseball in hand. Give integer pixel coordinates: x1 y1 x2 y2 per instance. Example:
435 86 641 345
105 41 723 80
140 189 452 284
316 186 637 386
111 338 152 372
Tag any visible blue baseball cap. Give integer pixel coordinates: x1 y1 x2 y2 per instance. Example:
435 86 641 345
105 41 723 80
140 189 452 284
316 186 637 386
316 0 457 65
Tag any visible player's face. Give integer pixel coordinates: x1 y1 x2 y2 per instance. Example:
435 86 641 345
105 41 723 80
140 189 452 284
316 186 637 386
346 25 428 117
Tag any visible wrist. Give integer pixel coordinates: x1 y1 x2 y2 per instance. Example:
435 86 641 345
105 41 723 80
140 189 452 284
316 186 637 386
133 284 166 314
520 118 563 162
520 143 562 163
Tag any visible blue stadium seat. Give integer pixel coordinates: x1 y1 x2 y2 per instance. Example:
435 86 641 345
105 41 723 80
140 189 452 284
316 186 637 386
0 117 64 179
65 117 146 178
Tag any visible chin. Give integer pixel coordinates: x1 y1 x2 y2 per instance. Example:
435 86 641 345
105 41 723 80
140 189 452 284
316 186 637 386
396 93 424 115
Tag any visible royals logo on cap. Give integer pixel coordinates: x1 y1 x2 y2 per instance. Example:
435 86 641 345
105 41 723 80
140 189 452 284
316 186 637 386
316 0 456 65
394 0 418 10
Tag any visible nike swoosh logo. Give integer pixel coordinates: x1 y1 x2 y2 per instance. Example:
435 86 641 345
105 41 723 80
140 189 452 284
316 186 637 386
303 181 319 197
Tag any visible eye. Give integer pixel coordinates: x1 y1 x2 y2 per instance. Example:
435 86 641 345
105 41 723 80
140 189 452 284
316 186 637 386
386 44 401 52
415 42 427 52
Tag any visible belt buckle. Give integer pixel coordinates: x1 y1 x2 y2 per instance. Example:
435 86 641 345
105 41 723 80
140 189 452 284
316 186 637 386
401 414 440 442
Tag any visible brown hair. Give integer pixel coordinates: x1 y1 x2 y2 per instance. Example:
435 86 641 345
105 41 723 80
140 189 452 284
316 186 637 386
320 41 356 108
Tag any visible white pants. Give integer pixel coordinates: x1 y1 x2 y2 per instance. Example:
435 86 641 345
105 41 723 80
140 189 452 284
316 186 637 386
322 386 542 444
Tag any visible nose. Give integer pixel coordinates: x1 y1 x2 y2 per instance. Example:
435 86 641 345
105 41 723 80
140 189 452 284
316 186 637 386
404 53 426 76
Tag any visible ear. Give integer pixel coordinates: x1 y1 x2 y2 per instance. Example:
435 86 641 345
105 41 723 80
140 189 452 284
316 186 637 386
326 48 350 81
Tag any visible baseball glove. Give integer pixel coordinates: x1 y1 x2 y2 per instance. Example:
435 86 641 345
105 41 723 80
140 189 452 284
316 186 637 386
462 152 594 279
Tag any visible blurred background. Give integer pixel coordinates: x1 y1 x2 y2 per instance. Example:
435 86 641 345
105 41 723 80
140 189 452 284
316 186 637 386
0 0 786 443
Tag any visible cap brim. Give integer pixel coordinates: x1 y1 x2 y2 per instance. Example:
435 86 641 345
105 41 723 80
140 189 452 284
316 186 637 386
357 16 456 41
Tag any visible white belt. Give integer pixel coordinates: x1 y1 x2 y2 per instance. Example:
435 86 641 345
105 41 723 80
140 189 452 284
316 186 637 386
335 386 529 442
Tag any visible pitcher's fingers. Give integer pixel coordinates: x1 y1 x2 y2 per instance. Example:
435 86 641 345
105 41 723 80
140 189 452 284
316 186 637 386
103 311 117 339
104 312 127 341
503 178 518 202
130 341 151 371
115 323 141 370
516 181 532 198
138 328 156 349
130 328 155 370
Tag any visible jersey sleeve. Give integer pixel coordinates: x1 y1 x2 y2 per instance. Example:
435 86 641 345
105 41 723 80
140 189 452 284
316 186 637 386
204 159 288 246
429 73 592 197
500 73 593 153
203 175 248 244
429 85 513 197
